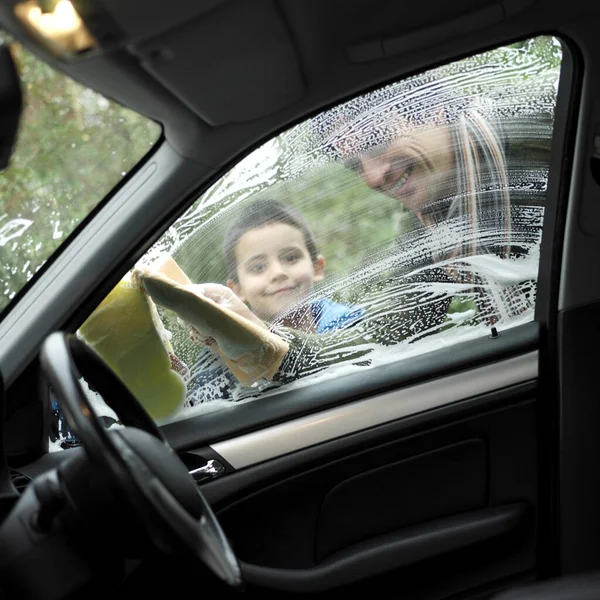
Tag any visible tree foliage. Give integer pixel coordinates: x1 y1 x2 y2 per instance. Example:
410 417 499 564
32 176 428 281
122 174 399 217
0 38 161 313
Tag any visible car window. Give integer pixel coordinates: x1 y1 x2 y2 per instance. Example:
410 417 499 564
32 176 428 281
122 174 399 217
62 35 561 444
0 36 161 317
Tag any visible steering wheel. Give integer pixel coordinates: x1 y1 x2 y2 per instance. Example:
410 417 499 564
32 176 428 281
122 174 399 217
38 331 242 589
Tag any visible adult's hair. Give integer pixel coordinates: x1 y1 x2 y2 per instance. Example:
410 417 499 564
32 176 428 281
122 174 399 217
223 198 319 282
423 102 511 260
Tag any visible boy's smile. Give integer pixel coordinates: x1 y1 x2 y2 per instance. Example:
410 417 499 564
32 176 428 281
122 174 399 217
269 286 299 296
228 223 325 322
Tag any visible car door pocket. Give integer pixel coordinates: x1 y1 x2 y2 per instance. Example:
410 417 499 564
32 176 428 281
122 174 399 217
315 438 486 562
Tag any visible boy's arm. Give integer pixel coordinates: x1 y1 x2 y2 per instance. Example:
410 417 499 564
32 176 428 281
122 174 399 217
197 280 450 383
194 284 387 381
142 255 377 385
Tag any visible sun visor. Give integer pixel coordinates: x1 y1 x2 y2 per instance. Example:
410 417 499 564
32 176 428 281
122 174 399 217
131 0 305 126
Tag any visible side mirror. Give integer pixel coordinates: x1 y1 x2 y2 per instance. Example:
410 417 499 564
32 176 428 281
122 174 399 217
0 43 22 171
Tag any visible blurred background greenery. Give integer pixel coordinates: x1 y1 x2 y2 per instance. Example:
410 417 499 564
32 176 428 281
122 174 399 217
0 34 161 313
173 162 405 288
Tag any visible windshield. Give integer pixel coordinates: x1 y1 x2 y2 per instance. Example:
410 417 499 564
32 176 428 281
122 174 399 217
0 37 161 316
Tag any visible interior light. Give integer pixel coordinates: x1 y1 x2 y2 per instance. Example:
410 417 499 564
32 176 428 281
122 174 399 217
14 0 96 57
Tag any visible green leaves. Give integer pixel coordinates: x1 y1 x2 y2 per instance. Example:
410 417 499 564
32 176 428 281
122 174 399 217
0 40 161 314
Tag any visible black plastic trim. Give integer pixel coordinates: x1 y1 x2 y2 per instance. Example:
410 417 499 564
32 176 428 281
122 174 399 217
494 572 600 599
534 34 580 579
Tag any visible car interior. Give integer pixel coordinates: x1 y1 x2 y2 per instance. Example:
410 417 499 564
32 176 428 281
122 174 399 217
0 0 598 598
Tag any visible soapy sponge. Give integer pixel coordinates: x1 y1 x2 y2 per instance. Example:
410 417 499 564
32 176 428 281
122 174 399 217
78 274 187 422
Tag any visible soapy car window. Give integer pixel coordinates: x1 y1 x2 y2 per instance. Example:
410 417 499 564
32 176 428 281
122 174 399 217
59 36 561 445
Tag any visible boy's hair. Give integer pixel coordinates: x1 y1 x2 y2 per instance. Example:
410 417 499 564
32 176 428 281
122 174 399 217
223 199 319 282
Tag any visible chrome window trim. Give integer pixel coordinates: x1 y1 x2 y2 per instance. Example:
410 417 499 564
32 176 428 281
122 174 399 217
212 350 538 469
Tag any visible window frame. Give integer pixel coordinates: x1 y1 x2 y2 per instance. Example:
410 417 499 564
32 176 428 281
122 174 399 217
146 34 570 444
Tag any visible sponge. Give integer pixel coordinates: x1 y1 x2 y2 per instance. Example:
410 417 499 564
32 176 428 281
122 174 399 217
77 274 187 422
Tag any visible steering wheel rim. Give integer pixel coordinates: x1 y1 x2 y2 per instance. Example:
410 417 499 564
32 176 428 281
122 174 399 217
39 331 242 588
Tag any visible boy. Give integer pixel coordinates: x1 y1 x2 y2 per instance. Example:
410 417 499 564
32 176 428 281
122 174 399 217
223 198 364 333
141 199 364 408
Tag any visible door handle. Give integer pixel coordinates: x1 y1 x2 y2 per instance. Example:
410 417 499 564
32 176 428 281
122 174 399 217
189 459 226 484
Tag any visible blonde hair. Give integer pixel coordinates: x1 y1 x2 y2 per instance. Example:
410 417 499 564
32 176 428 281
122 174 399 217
420 103 511 261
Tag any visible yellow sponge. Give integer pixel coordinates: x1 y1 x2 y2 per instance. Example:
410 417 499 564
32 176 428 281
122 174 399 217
78 274 186 422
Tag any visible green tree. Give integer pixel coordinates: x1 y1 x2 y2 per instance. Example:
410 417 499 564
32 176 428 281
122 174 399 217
0 38 161 313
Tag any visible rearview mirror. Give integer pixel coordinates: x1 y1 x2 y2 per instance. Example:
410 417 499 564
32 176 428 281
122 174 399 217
0 43 22 171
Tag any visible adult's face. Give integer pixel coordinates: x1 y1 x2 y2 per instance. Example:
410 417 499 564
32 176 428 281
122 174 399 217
356 122 457 217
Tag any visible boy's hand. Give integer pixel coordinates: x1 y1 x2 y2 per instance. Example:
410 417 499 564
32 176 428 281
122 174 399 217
191 284 269 332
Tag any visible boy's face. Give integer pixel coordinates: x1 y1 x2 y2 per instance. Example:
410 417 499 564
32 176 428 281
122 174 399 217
227 223 325 322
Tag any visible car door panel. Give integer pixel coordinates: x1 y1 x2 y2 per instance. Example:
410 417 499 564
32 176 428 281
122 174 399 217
199 392 537 597
124 320 541 598
169 317 541 599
